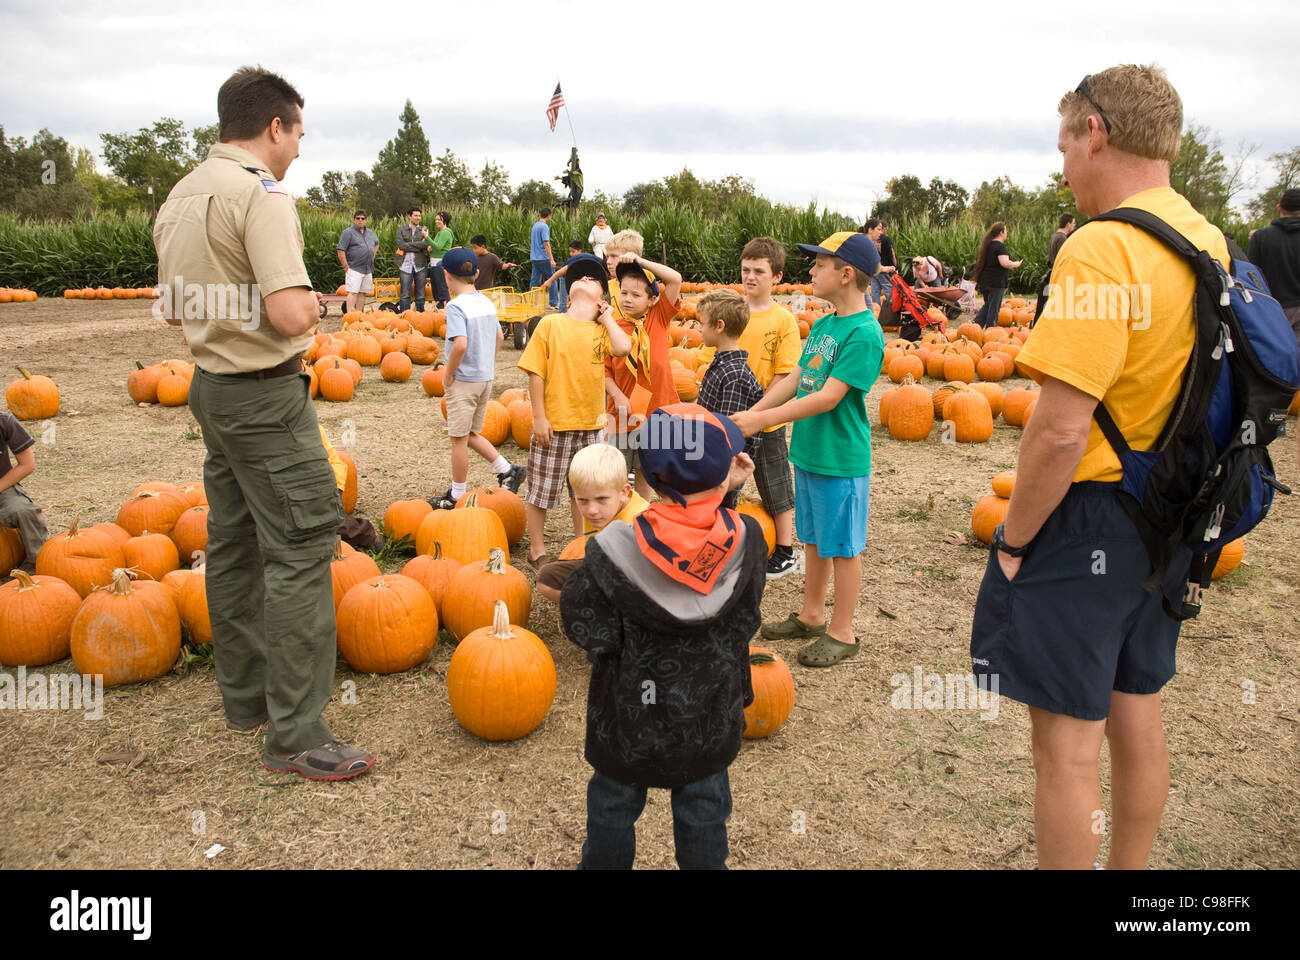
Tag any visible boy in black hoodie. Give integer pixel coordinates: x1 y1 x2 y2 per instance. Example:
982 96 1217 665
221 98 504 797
560 403 766 869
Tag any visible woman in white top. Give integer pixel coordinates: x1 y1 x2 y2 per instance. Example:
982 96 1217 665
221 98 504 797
911 255 944 288
587 213 614 260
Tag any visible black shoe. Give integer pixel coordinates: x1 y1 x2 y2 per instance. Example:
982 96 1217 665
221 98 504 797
765 550 797 579
428 489 457 510
497 464 526 494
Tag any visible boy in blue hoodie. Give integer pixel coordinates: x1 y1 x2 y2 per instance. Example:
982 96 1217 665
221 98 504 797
559 404 766 869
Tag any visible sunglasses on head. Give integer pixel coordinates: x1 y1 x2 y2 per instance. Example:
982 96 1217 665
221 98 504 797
1075 75 1112 135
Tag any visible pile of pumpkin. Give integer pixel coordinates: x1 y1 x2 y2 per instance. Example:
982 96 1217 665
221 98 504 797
679 281 814 296
300 311 446 402
879 375 1040 443
997 297 1037 326
62 287 157 300
6 367 60 421
0 287 38 302
968 471 1248 580
125 359 196 406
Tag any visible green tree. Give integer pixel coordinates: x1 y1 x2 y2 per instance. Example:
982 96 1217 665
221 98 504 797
1249 146 1300 220
193 122 219 161
512 178 562 212
374 100 433 200
873 174 929 223
353 167 419 218
925 177 968 227
305 169 357 209
475 159 511 207
428 148 476 206
0 127 94 219
1171 123 1230 219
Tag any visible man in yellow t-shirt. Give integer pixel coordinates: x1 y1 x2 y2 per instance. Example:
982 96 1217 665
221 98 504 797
970 65 1226 871
518 254 632 568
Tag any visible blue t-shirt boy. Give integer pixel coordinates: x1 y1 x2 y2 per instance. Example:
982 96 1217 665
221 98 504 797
530 219 552 261
444 290 501 382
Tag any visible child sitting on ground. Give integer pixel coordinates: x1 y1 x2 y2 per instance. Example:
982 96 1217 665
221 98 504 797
429 246 526 510
518 253 632 568
560 404 766 869
535 443 648 603
0 411 50 574
732 232 884 668
694 288 763 510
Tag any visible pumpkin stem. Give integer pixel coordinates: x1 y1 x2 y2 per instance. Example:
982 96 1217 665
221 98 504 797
749 652 777 665
106 568 135 595
332 537 345 561
11 569 36 590
68 516 80 536
135 360 145 370
485 547 506 573
431 541 443 560
464 492 478 509
489 599 514 640
17 366 32 380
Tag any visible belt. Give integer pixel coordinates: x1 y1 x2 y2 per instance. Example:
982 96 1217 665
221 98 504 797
214 357 304 381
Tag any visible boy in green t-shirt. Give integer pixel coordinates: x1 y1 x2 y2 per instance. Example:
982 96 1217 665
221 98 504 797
732 232 884 667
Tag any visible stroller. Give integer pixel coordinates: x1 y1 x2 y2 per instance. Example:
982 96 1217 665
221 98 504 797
877 274 947 342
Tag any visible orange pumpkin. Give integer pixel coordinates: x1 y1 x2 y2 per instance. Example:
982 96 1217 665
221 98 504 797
414 492 508 566
400 543 462 620
479 399 511 447
421 365 446 397
446 600 556 741
117 488 190 537
6 366 60 420
743 646 795 739
1210 539 1245 579
970 494 1010 544
736 497 776 557
380 351 413 382
508 399 533 449
942 390 994 443
383 499 433 546
35 518 127 598
441 547 531 641
887 376 933 441
0 570 82 667
122 531 180 581
70 569 182 686
169 505 209 567
991 471 1016 499
175 567 213 646
336 574 439 674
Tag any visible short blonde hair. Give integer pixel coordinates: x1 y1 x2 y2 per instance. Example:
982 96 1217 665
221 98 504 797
698 288 750 337
1058 64 1182 163
605 229 645 257
569 443 629 492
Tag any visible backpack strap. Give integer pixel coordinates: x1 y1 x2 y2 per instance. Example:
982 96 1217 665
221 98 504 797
1089 208 1204 258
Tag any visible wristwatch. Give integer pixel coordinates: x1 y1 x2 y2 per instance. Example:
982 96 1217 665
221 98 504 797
991 523 1033 557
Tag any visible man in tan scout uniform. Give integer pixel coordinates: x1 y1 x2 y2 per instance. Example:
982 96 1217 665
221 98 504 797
153 66 373 781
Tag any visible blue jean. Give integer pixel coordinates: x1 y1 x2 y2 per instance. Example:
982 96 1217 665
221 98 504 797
555 277 568 311
869 271 891 314
399 267 428 312
532 259 559 308
580 768 732 869
428 263 449 306
973 285 1004 328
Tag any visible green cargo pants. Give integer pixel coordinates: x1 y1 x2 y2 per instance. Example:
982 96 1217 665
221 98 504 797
189 368 343 755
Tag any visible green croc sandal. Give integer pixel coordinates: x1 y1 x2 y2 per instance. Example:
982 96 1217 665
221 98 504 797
761 612 827 641
797 635 859 668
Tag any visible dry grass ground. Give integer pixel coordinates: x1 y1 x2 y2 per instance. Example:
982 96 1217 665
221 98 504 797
1 297 1297 870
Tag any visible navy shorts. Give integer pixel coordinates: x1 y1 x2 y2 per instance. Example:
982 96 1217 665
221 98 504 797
970 482 1188 721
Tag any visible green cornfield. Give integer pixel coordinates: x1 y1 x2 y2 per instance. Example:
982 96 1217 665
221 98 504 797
0 205 1062 298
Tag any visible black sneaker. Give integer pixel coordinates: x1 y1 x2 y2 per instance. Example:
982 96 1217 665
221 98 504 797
766 550 797 579
497 464 526 494
428 489 457 510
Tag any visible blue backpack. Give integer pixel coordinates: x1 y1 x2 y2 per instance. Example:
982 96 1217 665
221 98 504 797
1086 208 1300 621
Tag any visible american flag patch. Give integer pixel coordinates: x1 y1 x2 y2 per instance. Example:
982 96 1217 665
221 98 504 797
260 179 288 195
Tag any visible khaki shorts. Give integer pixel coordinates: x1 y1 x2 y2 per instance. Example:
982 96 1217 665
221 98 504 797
444 378 492 438
344 268 373 294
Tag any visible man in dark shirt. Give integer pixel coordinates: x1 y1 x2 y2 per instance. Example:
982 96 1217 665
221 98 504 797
0 412 49 573
1035 214 1077 321
1247 188 1300 349
470 234 517 290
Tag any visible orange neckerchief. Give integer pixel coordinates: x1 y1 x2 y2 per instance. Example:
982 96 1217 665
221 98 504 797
633 491 741 595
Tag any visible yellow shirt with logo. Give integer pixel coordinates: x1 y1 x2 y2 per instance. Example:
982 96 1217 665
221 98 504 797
153 142 314 375
581 490 649 533
518 313 612 431
1017 187 1229 483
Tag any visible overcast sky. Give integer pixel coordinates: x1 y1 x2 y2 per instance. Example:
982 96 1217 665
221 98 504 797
2 0 1297 217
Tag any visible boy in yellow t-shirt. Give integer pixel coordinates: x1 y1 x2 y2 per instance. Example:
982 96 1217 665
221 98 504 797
519 254 632 568
535 443 648 602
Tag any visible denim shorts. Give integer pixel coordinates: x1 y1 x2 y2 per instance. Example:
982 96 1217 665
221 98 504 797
970 482 1187 721
793 466 869 558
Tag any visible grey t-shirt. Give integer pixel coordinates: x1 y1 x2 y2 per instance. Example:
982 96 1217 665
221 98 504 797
1 412 35 475
443 291 500 382
337 225 379 273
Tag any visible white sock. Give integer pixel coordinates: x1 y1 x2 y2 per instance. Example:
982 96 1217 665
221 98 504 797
491 456 511 474
451 481 467 499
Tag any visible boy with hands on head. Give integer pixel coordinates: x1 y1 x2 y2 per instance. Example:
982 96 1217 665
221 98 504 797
518 254 632 568
732 232 884 667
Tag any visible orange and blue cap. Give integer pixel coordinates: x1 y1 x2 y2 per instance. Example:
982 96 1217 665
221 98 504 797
797 231 881 276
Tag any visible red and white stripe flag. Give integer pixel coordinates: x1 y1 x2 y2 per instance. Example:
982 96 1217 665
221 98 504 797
546 83 564 132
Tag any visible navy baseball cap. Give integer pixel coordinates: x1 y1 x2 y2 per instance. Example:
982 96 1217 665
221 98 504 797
797 231 881 276
615 260 659 297
563 252 609 297
442 246 478 279
635 403 746 506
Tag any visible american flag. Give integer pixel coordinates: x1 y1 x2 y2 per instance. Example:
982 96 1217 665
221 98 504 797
546 83 564 132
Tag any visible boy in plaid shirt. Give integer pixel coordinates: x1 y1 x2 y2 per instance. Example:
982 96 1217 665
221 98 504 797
696 289 763 510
